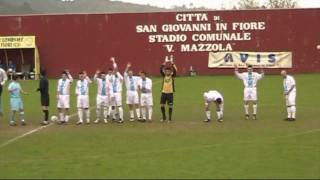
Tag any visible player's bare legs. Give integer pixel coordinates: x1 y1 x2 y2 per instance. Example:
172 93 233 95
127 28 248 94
204 101 211 122
84 107 90 124
252 101 258 120
134 104 141 120
244 100 258 120
128 104 134 121
244 101 250 120
160 104 166 121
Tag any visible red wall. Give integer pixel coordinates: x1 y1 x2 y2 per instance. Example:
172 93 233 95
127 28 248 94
0 9 319 77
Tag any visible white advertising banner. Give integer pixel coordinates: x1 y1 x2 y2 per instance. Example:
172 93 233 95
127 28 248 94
208 51 292 68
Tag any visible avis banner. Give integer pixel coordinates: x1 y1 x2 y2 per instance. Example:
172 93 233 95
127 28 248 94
208 51 292 68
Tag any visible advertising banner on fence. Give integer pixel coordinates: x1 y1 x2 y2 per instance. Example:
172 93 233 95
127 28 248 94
208 51 292 68
0 36 36 49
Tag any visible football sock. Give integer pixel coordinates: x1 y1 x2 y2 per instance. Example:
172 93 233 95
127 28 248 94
59 112 64 122
130 110 134 119
136 108 140 119
103 107 108 119
43 110 49 121
85 109 90 123
107 106 112 116
118 106 123 120
291 106 296 119
20 112 25 121
96 108 101 119
10 111 16 122
287 106 291 118
169 107 173 120
141 107 146 119
217 111 223 119
78 108 83 122
253 104 257 115
148 106 153 120
206 111 211 120
65 115 69 122
0 96 2 114
244 105 249 114
161 106 166 120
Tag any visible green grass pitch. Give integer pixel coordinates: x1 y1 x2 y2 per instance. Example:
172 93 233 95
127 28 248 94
0 74 319 179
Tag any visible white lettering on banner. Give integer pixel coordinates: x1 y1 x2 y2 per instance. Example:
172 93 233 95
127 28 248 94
176 13 208 21
181 43 233 52
208 51 292 68
232 22 265 31
135 13 275 61
148 34 187 43
161 23 211 32
136 25 157 33
192 33 251 42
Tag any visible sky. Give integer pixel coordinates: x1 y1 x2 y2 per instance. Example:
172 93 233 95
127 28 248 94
110 0 320 9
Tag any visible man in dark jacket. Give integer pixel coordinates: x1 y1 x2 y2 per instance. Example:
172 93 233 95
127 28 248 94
37 70 50 125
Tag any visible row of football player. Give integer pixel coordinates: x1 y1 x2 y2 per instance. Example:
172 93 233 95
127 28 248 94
5 57 178 126
3 61 297 126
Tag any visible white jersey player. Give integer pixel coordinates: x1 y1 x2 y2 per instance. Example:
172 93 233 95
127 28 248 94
124 62 141 121
281 70 297 121
109 57 124 123
94 70 112 124
203 90 224 122
138 71 153 122
75 71 92 125
235 65 264 120
57 70 73 124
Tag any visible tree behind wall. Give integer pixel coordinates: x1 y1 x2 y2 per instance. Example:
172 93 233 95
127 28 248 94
238 0 260 9
266 0 297 8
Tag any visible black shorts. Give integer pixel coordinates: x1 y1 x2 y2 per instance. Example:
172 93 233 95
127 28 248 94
41 94 50 106
160 93 174 105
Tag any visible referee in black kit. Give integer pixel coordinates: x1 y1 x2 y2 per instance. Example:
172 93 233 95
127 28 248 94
37 70 50 125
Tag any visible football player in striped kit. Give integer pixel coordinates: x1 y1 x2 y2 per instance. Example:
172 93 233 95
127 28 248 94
281 70 297 121
235 64 264 120
124 62 141 121
75 71 92 125
94 70 112 124
138 71 153 122
57 70 73 124
110 57 124 123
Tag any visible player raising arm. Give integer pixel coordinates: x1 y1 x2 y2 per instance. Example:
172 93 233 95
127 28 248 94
94 70 112 124
8 75 28 126
203 90 224 123
75 71 92 125
109 57 124 123
160 60 177 122
138 71 153 122
57 70 73 124
124 62 141 121
281 70 297 121
234 64 264 120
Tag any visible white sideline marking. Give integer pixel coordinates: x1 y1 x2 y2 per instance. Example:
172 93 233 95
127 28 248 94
0 80 162 149
0 111 80 149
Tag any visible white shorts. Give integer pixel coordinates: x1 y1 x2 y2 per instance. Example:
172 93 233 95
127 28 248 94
77 95 89 108
126 91 139 105
244 88 257 101
110 92 122 106
205 101 224 112
96 94 110 108
286 92 296 106
57 95 70 109
140 93 153 106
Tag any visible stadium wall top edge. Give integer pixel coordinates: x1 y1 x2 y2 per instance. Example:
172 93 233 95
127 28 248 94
0 7 319 17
